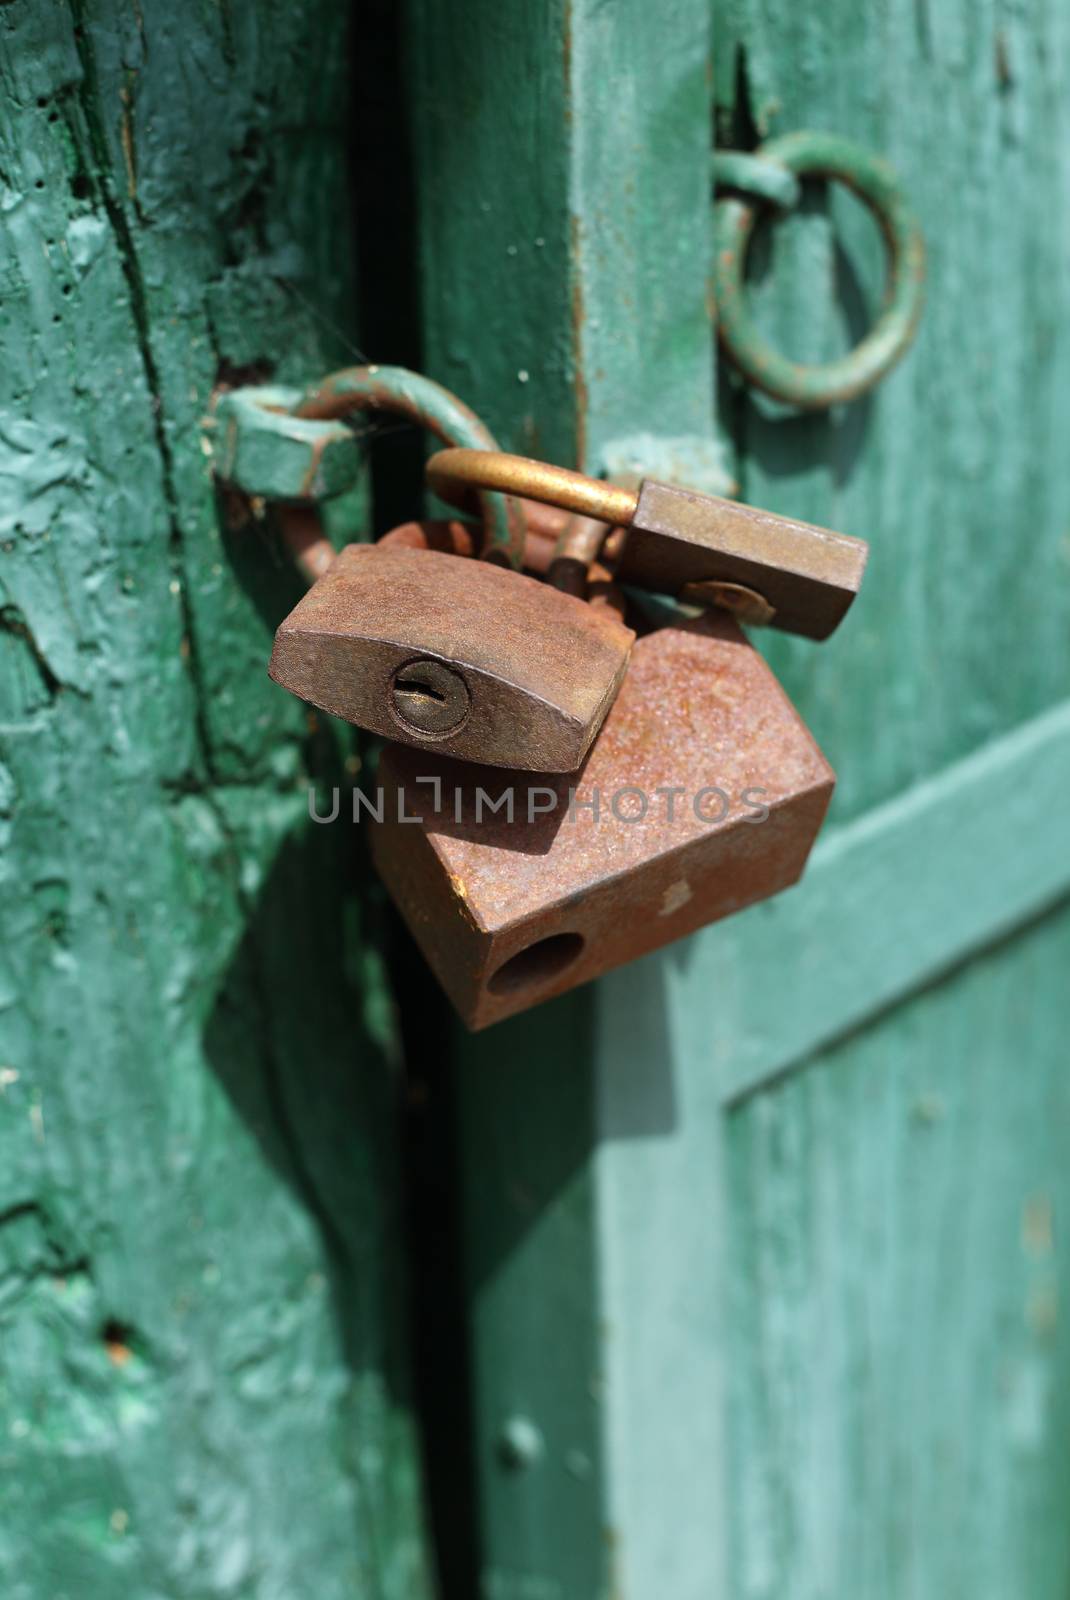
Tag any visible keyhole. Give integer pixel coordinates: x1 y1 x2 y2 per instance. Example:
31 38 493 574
390 657 471 736
400 677 447 706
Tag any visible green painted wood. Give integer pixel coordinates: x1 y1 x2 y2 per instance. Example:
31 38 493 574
408 4 731 1595
716 0 1070 825
457 1003 608 1600
709 4 1070 1592
727 910 1070 1599
0 5 430 1596
406 4 735 1594
408 0 1070 1596
407 0 728 490
404 6 738 1593
710 694 1070 1103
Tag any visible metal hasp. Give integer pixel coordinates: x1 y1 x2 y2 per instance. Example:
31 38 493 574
427 447 869 640
370 614 834 1030
292 365 527 567
210 364 528 568
269 542 634 772
211 384 362 503
713 131 926 409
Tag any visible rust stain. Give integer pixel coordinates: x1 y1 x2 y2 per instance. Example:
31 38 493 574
378 509 562 576
119 80 137 201
298 431 328 499
276 504 336 585
1022 1195 1054 1257
1027 1283 1058 1336
569 211 589 468
292 366 527 566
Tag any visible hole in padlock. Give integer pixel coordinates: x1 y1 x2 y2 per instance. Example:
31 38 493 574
487 932 585 996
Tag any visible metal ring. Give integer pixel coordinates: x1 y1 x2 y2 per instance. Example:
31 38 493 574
426 448 638 528
713 131 925 409
294 366 527 568
547 515 607 599
547 515 629 622
712 150 800 210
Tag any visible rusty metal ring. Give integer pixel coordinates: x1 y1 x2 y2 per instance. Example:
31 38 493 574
426 448 638 528
547 515 629 622
713 131 925 409
294 366 527 568
547 514 607 601
550 516 607 580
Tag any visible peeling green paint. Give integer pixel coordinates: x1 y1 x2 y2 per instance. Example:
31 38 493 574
0 4 430 1596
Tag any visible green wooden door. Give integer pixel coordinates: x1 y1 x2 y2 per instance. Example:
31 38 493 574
407 2 1070 1596
5 2 1069 1597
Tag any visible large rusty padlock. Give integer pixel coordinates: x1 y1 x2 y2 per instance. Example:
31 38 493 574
370 604 834 1030
264 375 635 773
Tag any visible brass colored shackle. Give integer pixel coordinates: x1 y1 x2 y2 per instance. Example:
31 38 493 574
426 447 868 641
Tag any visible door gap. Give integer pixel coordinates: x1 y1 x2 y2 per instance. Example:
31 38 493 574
351 4 480 1594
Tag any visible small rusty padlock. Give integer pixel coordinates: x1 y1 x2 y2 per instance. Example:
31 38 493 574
269 533 634 771
260 378 635 773
370 602 834 1031
427 449 868 639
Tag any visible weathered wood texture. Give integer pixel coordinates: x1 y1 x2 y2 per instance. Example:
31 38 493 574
714 2 1070 1594
0 5 429 1596
408 4 728 1594
407 0 724 487
728 911 1070 1600
409 0 1070 1596
703 696 1070 1106
716 0 1070 822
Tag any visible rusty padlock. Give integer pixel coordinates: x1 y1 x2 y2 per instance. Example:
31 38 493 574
370 602 834 1031
269 534 634 771
262 383 635 772
427 448 868 639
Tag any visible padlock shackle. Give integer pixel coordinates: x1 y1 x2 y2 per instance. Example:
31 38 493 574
427 448 638 530
419 453 629 619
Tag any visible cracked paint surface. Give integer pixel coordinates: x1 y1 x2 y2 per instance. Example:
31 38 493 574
0 4 430 1597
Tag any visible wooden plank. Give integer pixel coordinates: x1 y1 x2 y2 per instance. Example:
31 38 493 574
408 0 725 483
408 3 729 1595
0 6 430 1596
684 696 1070 1105
709 2 1070 1595
566 0 729 490
727 906 1070 1600
592 998 729 1600
458 998 608 1600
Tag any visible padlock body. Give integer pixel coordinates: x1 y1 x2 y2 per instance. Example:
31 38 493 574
270 543 634 772
370 613 834 1029
616 480 868 640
